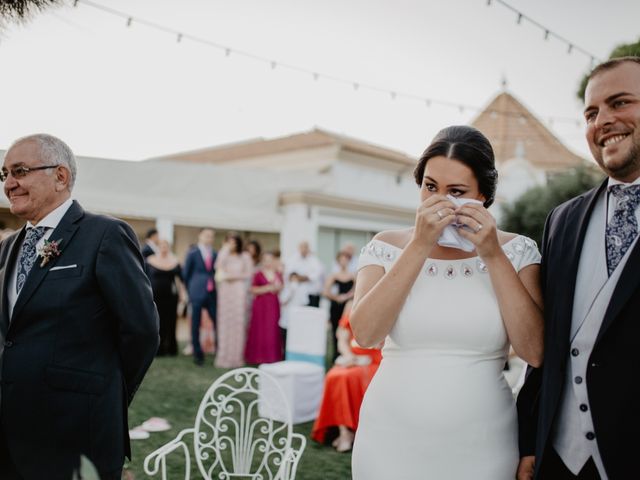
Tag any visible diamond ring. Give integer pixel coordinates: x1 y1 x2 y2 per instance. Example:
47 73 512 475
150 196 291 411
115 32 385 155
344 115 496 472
437 210 444 220
474 224 483 233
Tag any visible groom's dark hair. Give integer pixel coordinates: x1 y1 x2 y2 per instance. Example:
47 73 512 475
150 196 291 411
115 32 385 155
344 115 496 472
414 125 498 208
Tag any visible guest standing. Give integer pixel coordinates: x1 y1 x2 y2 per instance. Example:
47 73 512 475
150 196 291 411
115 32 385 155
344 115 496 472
323 251 355 361
183 227 217 366
141 228 159 259
245 251 284 364
214 234 252 368
146 239 185 356
284 241 324 307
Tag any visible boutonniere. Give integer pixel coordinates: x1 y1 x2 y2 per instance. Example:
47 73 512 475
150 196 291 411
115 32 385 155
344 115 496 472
37 238 63 267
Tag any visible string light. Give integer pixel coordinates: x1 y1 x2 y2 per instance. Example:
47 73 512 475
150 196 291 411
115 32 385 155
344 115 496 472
489 0 601 64
72 0 584 128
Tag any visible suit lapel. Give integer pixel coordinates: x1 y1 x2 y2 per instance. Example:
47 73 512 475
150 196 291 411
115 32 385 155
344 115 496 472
9 201 84 326
0 229 26 336
596 231 640 344
550 182 606 354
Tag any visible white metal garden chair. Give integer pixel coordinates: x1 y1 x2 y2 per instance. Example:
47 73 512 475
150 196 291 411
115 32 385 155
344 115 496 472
143 367 306 480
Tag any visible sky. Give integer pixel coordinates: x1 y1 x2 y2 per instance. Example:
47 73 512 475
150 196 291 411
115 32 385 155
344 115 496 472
0 0 638 161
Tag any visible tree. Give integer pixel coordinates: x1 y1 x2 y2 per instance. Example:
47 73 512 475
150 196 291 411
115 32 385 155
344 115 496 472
500 166 603 246
577 38 640 101
0 0 63 31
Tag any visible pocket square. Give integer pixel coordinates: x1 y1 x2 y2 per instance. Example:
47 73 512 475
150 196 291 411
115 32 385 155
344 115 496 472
49 264 78 271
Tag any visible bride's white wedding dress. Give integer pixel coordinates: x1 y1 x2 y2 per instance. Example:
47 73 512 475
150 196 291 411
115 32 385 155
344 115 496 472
351 236 541 480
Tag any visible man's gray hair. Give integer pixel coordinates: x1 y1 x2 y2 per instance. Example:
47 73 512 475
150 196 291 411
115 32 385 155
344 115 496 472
10 133 77 190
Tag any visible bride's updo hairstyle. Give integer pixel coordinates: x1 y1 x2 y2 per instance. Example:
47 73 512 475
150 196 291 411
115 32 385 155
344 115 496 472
413 125 498 208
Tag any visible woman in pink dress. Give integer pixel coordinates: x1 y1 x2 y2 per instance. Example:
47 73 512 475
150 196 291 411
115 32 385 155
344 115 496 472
245 251 284 364
214 234 253 368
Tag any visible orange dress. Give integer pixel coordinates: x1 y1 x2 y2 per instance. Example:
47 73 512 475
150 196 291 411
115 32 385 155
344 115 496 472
311 314 382 443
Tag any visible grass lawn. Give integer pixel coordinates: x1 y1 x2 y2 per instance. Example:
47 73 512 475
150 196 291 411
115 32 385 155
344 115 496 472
125 353 352 479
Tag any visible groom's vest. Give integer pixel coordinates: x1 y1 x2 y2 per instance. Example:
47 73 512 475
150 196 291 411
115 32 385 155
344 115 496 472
552 189 639 480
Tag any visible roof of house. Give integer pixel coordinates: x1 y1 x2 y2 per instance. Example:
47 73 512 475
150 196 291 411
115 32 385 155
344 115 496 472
148 128 416 168
471 91 585 171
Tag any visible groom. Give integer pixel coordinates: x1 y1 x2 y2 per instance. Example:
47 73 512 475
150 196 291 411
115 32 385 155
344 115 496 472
0 134 159 479
517 57 640 479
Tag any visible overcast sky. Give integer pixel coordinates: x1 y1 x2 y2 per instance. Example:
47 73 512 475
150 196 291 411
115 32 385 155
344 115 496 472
1 0 638 161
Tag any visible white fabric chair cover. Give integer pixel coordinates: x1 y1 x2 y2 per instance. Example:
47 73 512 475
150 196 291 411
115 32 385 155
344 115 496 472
259 306 327 423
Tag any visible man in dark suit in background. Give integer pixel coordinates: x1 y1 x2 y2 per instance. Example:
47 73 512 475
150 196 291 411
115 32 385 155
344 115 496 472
517 57 640 479
0 134 159 480
183 227 217 366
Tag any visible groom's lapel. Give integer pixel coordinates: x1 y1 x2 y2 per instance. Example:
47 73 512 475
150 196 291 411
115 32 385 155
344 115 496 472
549 182 605 355
10 202 84 326
0 229 26 336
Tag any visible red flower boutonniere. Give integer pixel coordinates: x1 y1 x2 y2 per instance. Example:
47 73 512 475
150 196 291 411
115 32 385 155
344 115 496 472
37 239 63 267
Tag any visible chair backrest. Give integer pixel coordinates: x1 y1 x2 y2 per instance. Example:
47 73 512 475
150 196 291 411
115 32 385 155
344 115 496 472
285 306 327 367
193 368 295 479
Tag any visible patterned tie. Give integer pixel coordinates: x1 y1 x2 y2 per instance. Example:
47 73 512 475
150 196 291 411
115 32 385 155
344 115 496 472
605 185 640 276
16 226 47 294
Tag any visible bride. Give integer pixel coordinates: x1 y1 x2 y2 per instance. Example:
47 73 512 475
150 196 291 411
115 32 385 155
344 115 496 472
350 125 543 479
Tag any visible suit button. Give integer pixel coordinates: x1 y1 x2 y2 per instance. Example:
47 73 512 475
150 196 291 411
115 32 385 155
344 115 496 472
571 348 579 356
575 376 583 384
579 404 588 412
4 340 13 347
586 432 595 440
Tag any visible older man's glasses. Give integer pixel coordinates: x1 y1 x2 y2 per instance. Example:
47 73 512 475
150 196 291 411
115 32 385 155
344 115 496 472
0 165 59 182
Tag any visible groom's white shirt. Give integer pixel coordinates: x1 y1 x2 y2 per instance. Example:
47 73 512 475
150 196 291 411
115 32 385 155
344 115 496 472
7 198 73 318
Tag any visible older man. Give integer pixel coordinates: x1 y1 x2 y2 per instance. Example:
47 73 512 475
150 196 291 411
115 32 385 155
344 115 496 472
0 134 159 479
517 57 640 480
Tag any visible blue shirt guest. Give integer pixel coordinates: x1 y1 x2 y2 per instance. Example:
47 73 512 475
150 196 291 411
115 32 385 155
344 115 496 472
0 134 159 480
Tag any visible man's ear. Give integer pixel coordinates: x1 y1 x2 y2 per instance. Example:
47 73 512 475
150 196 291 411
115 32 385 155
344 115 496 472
55 166 71 192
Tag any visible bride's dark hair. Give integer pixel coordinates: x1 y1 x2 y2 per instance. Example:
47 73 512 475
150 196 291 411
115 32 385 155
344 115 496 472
413 125 498 208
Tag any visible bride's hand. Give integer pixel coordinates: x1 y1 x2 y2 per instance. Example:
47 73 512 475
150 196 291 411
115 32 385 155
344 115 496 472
454 203 501 259
410 195 456 253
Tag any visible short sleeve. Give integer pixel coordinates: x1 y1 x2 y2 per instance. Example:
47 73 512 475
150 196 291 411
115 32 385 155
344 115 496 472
357 240 400 272
504 236 541 272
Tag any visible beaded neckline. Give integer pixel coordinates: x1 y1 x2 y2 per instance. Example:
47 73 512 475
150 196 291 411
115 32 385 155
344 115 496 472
361 236 538 278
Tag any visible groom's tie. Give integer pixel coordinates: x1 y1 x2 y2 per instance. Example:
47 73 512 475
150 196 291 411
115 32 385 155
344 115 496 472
605 184 640 276
16 226 47 294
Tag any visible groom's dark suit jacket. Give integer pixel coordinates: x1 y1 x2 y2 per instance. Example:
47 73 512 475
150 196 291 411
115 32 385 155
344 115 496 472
517 180 640 479
0 201 159 479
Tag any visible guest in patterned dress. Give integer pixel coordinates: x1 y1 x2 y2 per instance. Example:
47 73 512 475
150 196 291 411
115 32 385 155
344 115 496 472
214 234 253 368
245 251 284 364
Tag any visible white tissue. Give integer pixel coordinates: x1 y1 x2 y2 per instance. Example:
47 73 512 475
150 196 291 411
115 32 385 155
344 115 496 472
437 195 484 252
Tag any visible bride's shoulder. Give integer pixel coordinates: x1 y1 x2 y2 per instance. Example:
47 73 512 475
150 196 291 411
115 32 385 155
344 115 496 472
497 231 519 246
373 228 413 250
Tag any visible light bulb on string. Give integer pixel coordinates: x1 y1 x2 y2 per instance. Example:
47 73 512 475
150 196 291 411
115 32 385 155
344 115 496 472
176 33 182 43
126 17 132 27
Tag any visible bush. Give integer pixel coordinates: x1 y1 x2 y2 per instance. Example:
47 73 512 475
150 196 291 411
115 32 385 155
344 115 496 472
500 166 603 245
